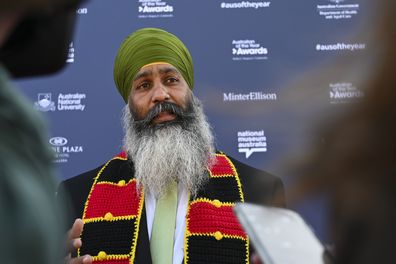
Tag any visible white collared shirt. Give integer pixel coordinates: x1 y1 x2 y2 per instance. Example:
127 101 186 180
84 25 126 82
145 184 189 264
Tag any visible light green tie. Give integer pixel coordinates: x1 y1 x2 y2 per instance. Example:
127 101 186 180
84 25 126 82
150 180 178 264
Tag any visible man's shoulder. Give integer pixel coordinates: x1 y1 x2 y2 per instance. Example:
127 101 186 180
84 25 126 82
221 153 277 182
61 163 103 187
61 152 132 188
222 153 285 206
226 155 274 177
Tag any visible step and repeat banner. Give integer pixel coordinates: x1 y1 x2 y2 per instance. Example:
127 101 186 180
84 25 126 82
18 0 371 241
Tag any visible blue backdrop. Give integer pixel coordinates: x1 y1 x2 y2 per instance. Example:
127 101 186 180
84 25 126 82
17 0 371 243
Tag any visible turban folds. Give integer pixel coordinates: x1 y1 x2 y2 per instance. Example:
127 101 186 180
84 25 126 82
113 28 194 102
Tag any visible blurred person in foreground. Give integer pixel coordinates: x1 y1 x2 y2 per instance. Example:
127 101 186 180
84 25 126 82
251 0 396 263
58 27 285 264
284 0 396 263
0 1 87 263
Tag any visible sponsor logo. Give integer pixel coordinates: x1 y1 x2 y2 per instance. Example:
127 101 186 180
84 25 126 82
34 92 87 112
67 42 74 63
49 137 68 147
329 82 364 104
76 7 88 15
223 92 277 102
58 93 86 111
317 0 359 20
232 40 268 61
138 0 174 18
50 136 84 163
220 1 271 9
34 93 56 112
238 130 267 158
315 42 366 52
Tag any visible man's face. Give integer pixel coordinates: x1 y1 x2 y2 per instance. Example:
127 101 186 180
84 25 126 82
128 63 191 125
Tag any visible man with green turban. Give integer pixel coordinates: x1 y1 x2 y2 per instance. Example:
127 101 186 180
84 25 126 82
60 27 285 264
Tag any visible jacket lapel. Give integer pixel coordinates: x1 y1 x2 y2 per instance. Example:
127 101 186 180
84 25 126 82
135 204 153 264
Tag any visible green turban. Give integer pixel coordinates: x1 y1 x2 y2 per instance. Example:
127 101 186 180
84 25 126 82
113 28 194 102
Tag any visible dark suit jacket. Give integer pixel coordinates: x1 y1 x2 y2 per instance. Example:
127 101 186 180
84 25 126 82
58 154 285 263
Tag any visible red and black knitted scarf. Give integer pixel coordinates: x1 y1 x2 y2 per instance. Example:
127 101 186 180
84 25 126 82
79 152 249 264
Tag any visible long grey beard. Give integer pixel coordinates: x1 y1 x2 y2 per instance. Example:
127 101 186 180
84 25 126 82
122 97 215 198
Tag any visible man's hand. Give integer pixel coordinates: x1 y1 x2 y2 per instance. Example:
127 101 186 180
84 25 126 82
65 218 93 264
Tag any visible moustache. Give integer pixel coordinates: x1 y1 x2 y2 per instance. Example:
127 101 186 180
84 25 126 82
133 102 194 131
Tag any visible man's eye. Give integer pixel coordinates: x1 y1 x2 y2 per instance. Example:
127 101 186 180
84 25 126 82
136 82 151 90
165 77 179 84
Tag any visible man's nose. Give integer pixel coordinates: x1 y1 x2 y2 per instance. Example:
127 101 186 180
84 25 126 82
152 82 170 103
